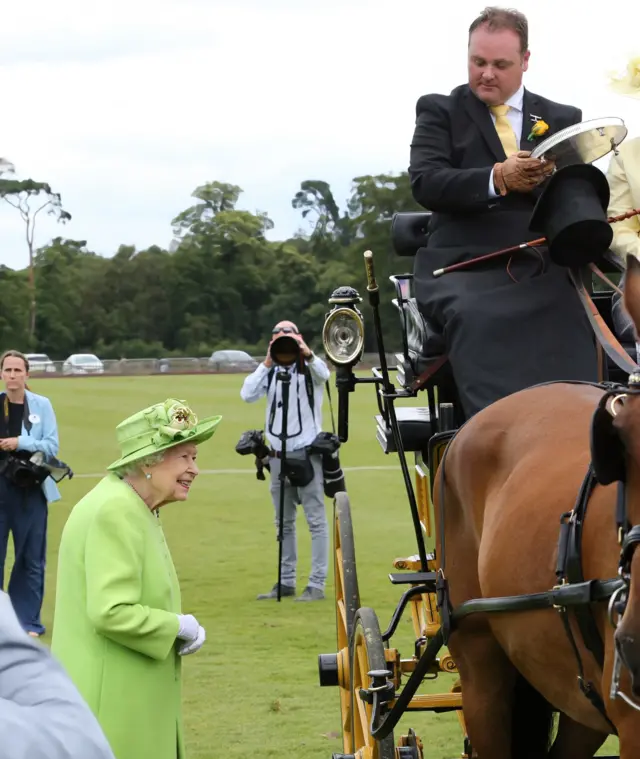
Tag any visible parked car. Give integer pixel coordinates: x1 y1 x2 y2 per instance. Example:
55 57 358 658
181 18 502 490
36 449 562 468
208 349 259 373
25 353 56 373
62 353 105 375
156 357 200 374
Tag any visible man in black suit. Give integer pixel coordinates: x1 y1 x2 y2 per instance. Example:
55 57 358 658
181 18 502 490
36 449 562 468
409 6 599 419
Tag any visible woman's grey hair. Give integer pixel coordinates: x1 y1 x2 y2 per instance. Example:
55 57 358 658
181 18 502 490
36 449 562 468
113 451 166 479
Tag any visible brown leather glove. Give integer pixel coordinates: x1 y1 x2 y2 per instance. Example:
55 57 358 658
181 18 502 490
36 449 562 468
493 151 555 196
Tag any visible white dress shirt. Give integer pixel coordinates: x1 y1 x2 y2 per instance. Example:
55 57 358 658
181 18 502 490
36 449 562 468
488 83 525 198
240 355 331 452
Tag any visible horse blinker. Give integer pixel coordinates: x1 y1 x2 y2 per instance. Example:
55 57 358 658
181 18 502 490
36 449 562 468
590 393 627 486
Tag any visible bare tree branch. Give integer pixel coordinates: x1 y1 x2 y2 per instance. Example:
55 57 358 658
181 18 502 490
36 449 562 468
0 178 71 341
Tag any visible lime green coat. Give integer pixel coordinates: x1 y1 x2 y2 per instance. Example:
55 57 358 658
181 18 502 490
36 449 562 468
51 474 184 759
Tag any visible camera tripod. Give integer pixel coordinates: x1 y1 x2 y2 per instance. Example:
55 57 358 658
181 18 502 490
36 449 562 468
274 369 291 602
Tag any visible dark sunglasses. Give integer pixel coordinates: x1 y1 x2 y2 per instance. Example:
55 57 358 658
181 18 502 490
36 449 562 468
272 326 300 335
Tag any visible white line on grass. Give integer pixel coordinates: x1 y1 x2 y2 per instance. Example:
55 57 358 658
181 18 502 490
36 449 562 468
72 465 400 479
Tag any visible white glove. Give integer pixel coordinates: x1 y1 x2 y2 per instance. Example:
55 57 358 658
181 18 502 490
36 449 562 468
178 625 206 656
176 613 199 641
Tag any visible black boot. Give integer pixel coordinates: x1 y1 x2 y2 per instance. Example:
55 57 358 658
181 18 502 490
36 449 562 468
256 583 296 600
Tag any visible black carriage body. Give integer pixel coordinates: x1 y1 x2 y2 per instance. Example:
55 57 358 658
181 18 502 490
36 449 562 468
318 210 631 759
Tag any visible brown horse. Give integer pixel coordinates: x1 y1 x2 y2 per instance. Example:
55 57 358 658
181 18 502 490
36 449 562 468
433 256 640 758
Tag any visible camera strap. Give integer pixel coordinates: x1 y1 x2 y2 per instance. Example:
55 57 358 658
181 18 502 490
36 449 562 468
0 393 7 441
268 366 315 420
0 392 31 433
325 381 336 435
267 366 336 434
267 368 304 439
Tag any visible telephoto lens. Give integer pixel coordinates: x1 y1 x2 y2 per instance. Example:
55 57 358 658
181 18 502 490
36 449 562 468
270 335 301 366
322 450 346 498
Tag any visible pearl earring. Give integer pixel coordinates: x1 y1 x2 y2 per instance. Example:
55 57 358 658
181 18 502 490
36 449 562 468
145 472 151 480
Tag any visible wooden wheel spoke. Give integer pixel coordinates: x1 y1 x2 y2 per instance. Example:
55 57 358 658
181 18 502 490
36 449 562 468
337 599 348 639
336 546 345 600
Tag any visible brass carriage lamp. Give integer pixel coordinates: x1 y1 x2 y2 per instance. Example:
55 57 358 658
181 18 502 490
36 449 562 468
323 286 366 443
322 286 365 367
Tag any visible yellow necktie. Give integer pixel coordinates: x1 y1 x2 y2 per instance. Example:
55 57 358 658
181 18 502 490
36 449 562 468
490 104 519 157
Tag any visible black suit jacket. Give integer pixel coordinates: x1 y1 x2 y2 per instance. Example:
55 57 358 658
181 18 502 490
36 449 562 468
408 83 582 253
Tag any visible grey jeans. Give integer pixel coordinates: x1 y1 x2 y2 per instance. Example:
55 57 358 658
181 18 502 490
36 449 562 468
268 453 328 590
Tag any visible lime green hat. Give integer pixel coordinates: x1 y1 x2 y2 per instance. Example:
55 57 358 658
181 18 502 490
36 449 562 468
107 398 222 472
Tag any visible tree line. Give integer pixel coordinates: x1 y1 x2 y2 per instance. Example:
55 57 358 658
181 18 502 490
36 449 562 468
0 173 424 360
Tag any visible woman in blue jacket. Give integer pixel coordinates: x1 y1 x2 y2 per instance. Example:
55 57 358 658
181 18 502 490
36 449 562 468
0 349 61 636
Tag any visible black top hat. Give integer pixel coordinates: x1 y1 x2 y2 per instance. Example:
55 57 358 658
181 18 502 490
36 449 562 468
528 163 612 267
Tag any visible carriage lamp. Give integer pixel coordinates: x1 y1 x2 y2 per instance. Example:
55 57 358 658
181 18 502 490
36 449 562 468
322 286 365 367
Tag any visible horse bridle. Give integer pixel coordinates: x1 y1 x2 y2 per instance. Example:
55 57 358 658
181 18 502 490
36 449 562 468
593 372 640 710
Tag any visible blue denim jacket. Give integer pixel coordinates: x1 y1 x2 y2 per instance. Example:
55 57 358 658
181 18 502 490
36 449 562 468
15 389 61 504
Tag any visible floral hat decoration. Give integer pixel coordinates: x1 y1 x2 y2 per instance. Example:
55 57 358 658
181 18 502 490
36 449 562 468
607 54 640 99
107 398 222 471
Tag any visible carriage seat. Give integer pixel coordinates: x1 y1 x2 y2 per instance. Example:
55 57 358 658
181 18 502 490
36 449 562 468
391 211 431 257
389 211 448 382
375 406 434 454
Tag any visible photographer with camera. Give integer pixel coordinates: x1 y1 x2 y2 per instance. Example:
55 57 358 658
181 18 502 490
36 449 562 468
240 321 331 602
0 349 62 638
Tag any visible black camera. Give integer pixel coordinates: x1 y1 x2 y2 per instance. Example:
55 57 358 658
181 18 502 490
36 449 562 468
236 429 269 457
235 429 271 480
0 452 74 489
308 432 346 498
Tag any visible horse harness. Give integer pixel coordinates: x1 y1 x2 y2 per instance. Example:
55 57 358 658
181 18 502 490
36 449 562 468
589 374 640 714
434 375 640 730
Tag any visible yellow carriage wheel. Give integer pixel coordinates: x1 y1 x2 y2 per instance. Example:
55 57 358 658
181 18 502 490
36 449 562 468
350 607 396 759
334 492 361 753
335 492 360 647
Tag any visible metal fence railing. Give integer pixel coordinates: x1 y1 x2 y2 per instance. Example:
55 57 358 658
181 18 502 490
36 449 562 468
26 353 398 378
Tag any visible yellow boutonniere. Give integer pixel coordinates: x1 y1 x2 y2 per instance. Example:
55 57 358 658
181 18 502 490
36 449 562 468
527 120 549 141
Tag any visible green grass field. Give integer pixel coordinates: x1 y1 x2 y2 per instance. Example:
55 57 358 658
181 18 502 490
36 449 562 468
7 374 619 758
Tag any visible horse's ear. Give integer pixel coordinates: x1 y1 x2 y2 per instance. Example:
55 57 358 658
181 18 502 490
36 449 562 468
623 255 640 341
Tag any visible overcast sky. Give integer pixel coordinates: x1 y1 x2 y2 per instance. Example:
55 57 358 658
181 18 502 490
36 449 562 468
0 0 638 270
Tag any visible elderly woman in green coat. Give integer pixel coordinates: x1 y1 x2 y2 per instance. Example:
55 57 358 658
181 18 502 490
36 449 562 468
51 398 222 759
